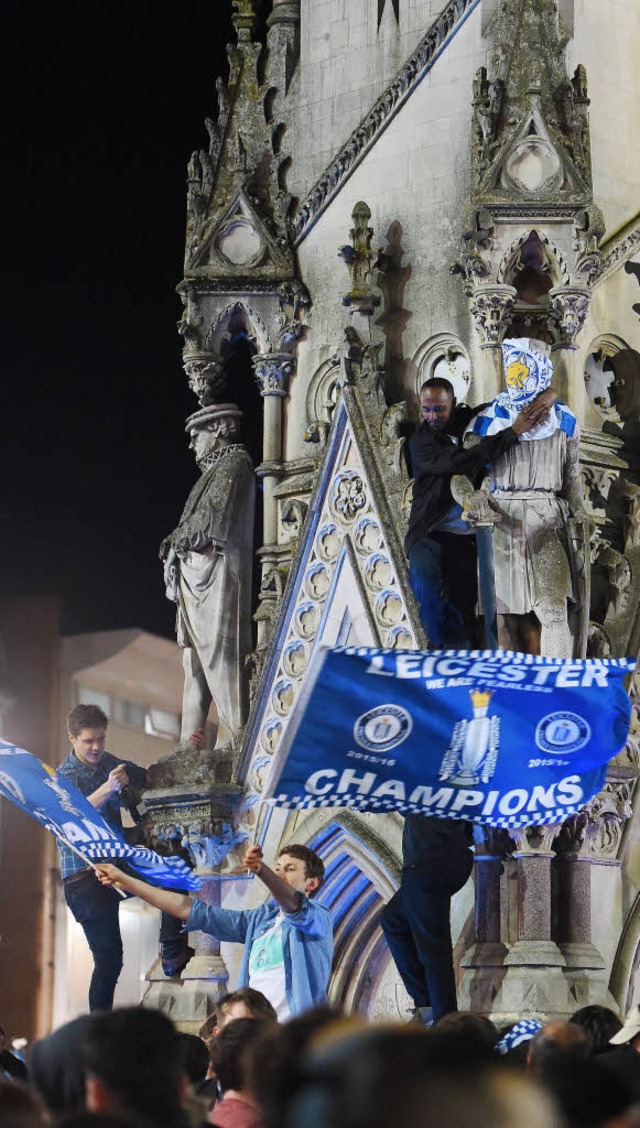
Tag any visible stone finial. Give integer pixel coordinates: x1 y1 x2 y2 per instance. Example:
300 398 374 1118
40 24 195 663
339 202 381 309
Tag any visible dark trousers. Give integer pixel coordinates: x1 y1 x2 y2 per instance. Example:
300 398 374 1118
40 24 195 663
380 849 473 1022
64 871 187 1010
64 872 123 1012
408 532 477 648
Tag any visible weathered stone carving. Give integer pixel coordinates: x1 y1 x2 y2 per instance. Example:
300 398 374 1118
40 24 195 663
555 781 635 860
160 405 255 753
469 284 517 347
339 202 380 308
548 286 592 348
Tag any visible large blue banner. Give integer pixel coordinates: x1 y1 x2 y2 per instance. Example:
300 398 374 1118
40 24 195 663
0 740 201 890
264 649 636 830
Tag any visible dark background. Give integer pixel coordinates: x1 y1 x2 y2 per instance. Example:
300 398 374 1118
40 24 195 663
2 3 270 638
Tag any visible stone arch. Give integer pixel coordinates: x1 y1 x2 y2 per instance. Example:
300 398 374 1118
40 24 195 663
412 334 471 403
496 230 569 290
609 892 640 1013
306 357 341 428
280 810 410 1019
206 301 272 358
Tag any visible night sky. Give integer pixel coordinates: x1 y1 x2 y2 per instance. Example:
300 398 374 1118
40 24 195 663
2 3 263 638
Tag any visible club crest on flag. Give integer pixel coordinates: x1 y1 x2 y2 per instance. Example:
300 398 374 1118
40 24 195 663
439 688 500 787
354 704 412 754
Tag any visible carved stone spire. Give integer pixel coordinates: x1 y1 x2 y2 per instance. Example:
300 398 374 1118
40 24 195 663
472 0 594 209
184 0 294 282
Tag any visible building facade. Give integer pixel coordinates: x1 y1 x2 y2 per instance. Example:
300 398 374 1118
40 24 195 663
148 0 640 1026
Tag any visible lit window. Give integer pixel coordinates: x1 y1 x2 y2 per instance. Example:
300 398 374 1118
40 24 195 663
113 698 146 729
77 687 111 714
145 709 181 740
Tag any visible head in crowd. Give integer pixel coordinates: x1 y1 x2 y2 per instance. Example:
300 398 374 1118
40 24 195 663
83 1007 187 1127
247 1007 350 1128
435 1011 499 1052
527 1021 590 1074
284 1025 560 1128
209 1018 266 1096
0 1078 47 1128
419 378 456 432
28 1014 92 1117
53 1114 141 1128
536 1051 633 1128
67 704 109 738
215 988 278 1032
276 844 325 898
569 1005 623 1054
176 1033 210 1087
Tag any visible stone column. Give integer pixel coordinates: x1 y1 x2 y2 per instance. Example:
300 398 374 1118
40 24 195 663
549 285 592 411
254 352 295 546
498 827 569 1019
469 284 517 399
459 830 509 1015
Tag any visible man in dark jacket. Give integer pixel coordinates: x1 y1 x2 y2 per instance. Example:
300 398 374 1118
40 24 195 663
405 377 552 647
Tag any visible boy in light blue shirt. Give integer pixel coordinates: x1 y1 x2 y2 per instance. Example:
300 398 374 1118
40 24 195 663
97 842 333 1018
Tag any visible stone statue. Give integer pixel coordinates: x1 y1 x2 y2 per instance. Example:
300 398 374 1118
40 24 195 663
465 338 588 658
160 404 255 751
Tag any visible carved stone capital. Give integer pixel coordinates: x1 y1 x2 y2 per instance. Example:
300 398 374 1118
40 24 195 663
253 352 295 397
469 284 517 348
555 778 636 859
549 286 591 349
183 352 226 407
510 824 561 854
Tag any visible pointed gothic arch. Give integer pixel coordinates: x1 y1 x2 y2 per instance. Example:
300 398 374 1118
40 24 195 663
496 230 569 291
206 301 272 358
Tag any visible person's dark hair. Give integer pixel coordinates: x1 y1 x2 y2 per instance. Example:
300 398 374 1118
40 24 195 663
569 1005 622 1054
83 1008 185 1126
435 1010 498 1050
209 1019 264 1094
277 844 325 895
528 1022 590 1072
29 1014 92 1117
217 988 277 1025
67 704 109 737
420 377 455 399
0 1077 47 1128
247 1007 346 1128
538 1052 633 1128
176 1033 209 1085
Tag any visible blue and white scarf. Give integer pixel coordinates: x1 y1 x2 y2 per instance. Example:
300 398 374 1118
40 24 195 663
467 338 576 442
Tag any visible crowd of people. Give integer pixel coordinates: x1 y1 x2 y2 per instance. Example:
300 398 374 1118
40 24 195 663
3 997 640 1128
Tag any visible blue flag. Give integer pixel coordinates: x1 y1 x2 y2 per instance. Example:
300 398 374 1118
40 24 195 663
264 648 636 830
0 740 201 890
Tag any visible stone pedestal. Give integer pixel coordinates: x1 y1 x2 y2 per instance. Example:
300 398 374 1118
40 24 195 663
140 758 248 1030
459 833 509 1014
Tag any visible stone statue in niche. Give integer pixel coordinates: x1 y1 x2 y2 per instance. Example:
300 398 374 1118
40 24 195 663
160 404 255 752
465 339 588 657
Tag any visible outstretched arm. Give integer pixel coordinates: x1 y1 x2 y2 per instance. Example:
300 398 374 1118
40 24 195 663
244 845 302 914
95 864 193 921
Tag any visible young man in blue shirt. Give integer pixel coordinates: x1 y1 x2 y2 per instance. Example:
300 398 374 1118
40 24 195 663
96 842 333 1018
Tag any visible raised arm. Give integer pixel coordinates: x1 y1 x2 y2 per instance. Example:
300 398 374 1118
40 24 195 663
95 864 193 921
244 845 303 914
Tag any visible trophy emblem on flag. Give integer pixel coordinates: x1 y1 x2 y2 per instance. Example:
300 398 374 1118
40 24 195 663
439 689 501 786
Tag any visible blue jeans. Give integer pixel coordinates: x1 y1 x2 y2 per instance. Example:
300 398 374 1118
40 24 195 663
65 871 188 1009
64 872 123 1011
380 849 473 1022
408 532 477 648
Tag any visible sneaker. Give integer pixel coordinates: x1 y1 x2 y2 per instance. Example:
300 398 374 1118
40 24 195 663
162 945 195 978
